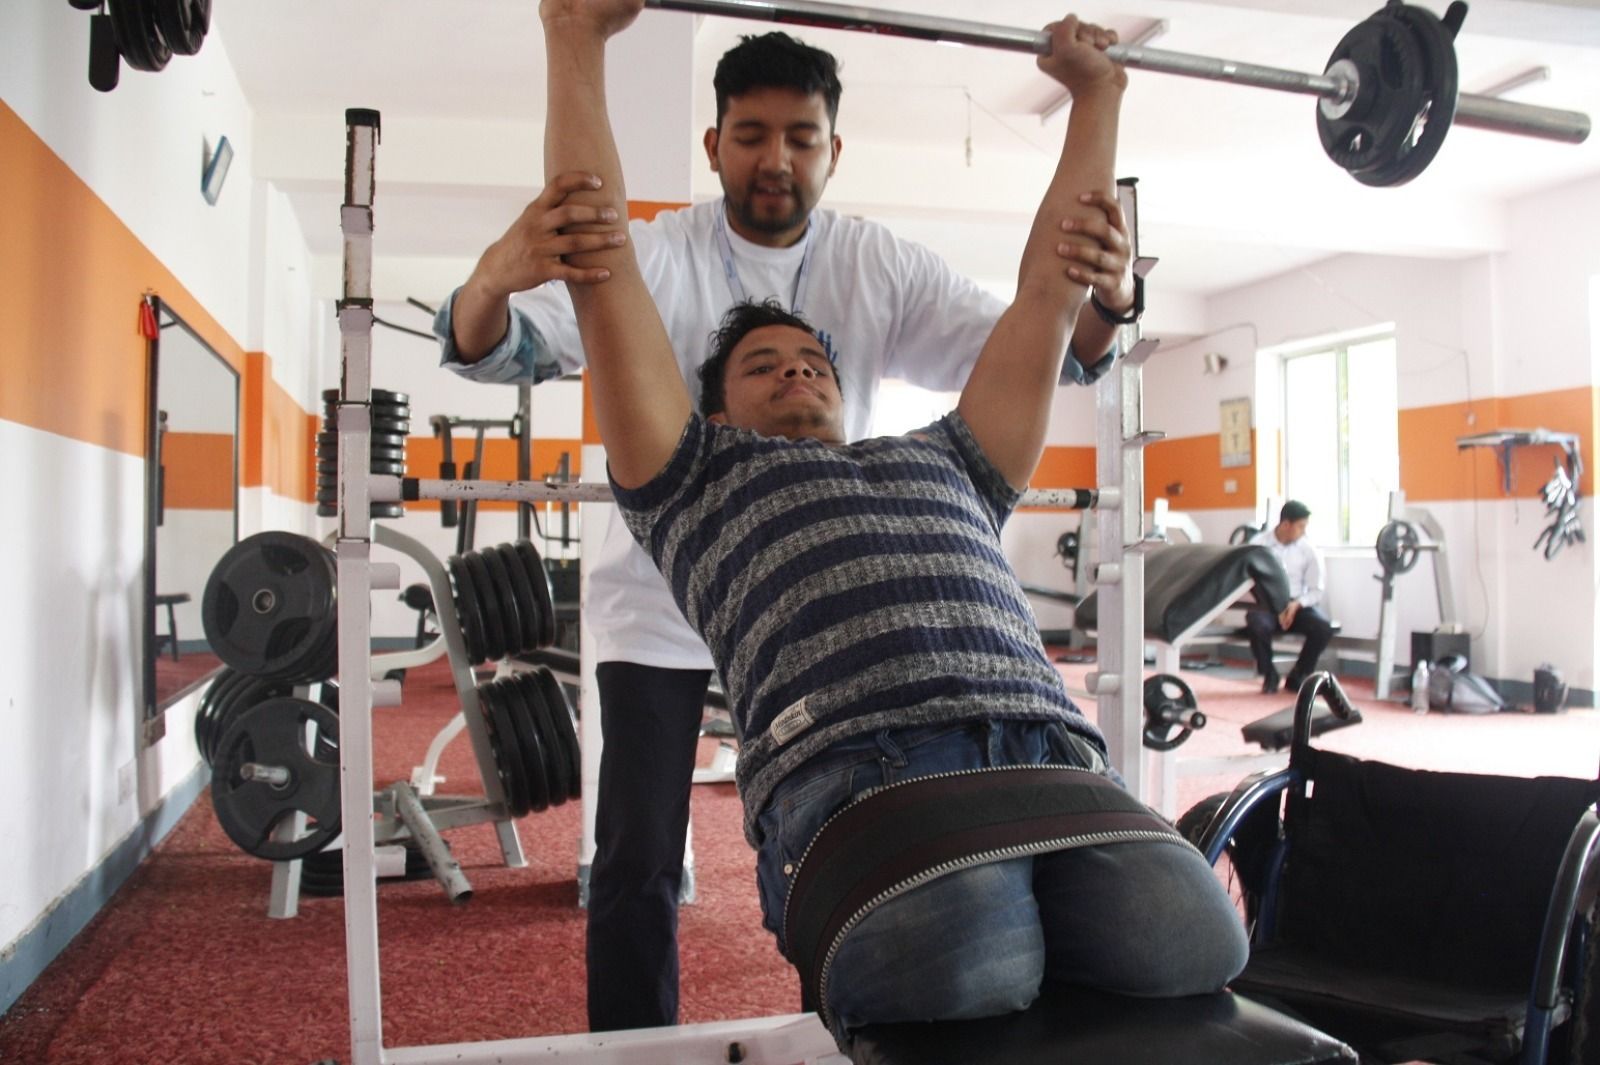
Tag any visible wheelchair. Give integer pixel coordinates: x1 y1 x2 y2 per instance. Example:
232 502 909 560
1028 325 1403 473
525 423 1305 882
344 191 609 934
1179 673 1600 1065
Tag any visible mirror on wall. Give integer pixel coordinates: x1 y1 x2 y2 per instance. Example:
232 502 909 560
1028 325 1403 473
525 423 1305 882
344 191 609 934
144 297 240 738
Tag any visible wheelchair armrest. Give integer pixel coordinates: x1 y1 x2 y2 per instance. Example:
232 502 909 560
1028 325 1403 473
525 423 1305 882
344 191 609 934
1531 807 1600 1011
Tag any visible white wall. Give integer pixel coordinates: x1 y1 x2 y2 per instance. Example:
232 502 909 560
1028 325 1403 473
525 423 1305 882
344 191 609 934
0 3 315 963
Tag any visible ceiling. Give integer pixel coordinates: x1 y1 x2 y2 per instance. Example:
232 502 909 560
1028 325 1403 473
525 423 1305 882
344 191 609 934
212 0 1600 334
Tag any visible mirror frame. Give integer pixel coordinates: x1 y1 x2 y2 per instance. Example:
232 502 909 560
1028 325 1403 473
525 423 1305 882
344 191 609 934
142 296 241 744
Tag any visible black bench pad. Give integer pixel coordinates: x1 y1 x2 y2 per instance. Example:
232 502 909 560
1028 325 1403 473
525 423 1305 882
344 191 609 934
1242 704 1363 752
1076 543 1290 644
849 985 1355 1064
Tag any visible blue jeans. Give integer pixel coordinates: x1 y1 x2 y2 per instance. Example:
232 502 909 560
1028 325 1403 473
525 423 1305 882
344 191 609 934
754 719 1249 1044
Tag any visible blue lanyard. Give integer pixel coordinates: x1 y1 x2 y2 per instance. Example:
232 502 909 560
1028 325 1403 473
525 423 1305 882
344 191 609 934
713 199 815 315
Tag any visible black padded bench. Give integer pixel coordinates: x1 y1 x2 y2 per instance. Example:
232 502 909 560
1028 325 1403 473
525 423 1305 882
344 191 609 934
850 983 1355 1064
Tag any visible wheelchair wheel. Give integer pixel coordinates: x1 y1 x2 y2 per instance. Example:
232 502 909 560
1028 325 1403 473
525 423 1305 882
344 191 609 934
1568 905 1600 1064
1176 791 1282 936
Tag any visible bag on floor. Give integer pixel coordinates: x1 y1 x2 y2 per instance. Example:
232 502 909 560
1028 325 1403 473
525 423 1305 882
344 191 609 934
1427 655 1507 714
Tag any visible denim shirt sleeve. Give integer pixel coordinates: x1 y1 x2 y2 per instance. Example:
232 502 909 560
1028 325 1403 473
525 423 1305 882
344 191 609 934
434 287 567 385
1059 340 1119 386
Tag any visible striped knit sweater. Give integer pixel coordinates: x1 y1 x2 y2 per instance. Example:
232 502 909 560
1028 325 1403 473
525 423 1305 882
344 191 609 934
611 411 1105 845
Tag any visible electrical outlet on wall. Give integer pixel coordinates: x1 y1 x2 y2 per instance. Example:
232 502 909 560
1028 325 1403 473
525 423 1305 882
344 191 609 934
1223 479 1238 494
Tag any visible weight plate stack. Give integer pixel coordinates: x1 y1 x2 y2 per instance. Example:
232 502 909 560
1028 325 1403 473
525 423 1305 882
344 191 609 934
202 531 339 682
211 697 341 860
477 683 530 817
512 540 558 649
447 554 489 663
531 667 581 801
462 551 510 663
498 677 552 813
316 387 411 519
195 668 293 767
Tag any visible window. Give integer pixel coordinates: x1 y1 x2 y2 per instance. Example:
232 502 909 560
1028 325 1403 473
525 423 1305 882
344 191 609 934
1280 332 1399 546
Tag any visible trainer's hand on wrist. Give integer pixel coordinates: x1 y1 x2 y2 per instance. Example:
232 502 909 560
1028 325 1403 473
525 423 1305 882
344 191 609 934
469 171 624 295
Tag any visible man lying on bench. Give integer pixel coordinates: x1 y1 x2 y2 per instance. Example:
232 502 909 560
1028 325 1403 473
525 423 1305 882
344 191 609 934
532 0 1247 1049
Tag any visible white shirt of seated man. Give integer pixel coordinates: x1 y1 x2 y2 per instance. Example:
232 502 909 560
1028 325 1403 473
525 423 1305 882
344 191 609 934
1250 511 1325 613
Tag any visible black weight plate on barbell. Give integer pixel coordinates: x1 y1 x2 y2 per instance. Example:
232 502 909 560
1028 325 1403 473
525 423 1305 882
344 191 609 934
214 674 293 765
511 673 563 807
479 683 531 817
1318 10 1425 176
1355 1 1458 187
1141 673 1200 752
533 667 581 800
276 542 338 683
108 0 172 71
211 697 341 860
202 532 337 680
499 678 553 813
493 544 542 654
463 551 509 662
478 546 530 656
512 540 558 648
446 555 488 663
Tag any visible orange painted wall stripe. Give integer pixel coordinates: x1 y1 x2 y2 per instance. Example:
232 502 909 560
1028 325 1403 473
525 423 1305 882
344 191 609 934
1400 389 1595 501
0 99 245 457
161 432 235 510
1145 431 1258 511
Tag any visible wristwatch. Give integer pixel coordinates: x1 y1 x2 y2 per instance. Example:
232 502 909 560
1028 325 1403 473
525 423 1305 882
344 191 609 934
1090 274 1144 327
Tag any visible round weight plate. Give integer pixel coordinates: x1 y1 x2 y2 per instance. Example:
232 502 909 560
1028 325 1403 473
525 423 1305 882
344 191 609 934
1375 519 1422 575
533 667 582 800
108 0 172 71
1142 673 1201 752
447 555 488 663
463 551 509 662
479 684 530 817
500 678 553 813
511 673 563 807
279 542 339 683
513 540 558 649
316 439 407 459
211 697 341 860
371 417 411 436
196 667 245 766
1353 3 1458 187
478 546 530 656
493 544 541 654
202 532 337 680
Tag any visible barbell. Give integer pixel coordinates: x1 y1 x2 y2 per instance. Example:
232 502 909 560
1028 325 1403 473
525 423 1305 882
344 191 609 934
643 0 1590 187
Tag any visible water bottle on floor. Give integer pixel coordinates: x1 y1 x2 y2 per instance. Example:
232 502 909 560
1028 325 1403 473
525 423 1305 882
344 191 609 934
1411 659 1431 714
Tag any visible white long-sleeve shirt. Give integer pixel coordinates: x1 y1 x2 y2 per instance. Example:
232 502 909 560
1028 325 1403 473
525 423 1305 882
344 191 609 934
1249 528 1325 611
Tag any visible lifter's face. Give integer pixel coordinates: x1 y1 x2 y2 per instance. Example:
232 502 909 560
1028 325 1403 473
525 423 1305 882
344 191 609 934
705 88 841 248
710 324 845 442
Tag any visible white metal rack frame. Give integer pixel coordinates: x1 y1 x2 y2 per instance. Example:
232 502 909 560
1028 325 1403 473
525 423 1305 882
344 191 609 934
329 109 1162 1065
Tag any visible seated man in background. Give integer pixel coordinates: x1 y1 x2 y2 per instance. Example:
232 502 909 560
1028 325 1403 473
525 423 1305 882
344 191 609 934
534 0 1247 1046
1247 500 1334 693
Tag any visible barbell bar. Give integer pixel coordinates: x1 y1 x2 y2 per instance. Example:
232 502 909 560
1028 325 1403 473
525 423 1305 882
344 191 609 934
643 0 1590 146
393 477 1106 510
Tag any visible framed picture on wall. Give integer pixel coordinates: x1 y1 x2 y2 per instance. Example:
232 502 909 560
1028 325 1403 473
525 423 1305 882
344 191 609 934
1220 397 1252 469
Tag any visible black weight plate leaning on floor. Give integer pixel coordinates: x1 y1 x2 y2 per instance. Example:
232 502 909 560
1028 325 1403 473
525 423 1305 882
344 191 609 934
517 672 569 805
479 684 530 817
462 551 508 662
500 678 552 813
478 546 529 656
512 540 557 648
493 543 541 654
446 555 487 663
533 666 582 799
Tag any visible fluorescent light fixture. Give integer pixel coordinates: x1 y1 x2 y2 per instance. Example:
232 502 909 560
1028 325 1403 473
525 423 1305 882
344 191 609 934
1039 18 1168 123
201 136 233 205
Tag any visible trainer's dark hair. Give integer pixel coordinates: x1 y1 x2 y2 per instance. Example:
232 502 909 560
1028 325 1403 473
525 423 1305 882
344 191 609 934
713 32 843 131
1280 500 1311 523
698 300 840 417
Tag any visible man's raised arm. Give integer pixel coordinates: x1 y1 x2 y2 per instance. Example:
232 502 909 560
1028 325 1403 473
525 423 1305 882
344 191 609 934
956 15 1127 489
539 0 692 489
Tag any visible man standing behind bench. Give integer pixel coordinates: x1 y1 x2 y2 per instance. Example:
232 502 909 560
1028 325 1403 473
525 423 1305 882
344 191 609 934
529 0 1247 1046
